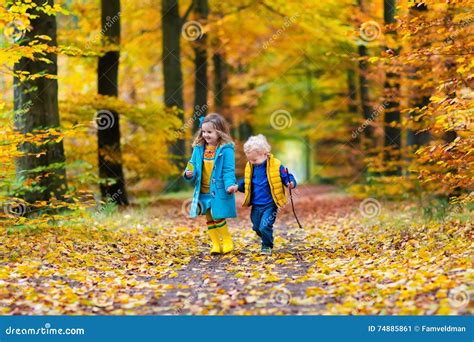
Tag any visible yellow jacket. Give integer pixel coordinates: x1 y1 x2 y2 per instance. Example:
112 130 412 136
242 154 288 208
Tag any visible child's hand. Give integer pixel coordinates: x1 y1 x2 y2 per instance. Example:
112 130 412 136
288 181 295 189
226 185 238 193
185 162 194 179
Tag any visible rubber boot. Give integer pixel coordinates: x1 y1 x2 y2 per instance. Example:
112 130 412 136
208 228 222 254
217 225 234 254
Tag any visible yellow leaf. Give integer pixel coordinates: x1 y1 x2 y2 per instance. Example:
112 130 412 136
306 287 327 297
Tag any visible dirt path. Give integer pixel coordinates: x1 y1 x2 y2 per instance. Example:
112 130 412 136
145 185 359 314
3 185 470 315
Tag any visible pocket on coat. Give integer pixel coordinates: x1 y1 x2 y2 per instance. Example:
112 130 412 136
216 180 225 189
218 189 233 199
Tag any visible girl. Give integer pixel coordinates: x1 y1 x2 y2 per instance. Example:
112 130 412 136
183 113 238 254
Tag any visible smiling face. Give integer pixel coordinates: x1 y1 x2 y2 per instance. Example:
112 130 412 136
245 150 268 165
201 122 219 146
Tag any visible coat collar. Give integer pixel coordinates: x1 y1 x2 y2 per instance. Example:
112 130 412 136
196 143 233 157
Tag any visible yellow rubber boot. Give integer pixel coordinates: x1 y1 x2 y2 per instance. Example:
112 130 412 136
217 225 234 254
208 228 222 254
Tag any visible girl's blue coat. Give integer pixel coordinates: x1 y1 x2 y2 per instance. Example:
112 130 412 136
183 143 237 219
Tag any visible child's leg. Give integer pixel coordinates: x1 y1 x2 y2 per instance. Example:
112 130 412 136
258 203 278 249
206 210 221 254
250 206 263 237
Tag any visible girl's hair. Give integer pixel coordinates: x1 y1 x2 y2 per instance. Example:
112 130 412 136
243 134 271 154
192 113 234 147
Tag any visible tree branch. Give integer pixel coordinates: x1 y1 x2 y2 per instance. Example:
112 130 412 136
218 1 258 18
181 1 195 24
259 1 286 18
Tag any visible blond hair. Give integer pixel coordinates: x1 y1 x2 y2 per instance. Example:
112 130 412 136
192 113 234 147
243 134 271 154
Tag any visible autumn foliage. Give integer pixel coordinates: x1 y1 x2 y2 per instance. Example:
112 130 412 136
0 0 472 315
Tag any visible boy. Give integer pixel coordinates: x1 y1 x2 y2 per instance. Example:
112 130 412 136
227 134 297 255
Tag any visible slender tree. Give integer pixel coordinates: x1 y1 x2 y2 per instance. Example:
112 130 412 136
192 0 209 133
235 62 253 141
162 0 186 191
347 68 359 144
442 4 458 144
406 3 431 148
357 44 375 146
383 0 401 175
357 0 374 146
13 0 68 204
213 51 227 113
97 0 128 205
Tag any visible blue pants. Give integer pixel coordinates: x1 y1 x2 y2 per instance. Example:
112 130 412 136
250 202 278 248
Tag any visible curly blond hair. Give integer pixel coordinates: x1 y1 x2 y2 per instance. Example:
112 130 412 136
243 134 271 154
192 113 234 147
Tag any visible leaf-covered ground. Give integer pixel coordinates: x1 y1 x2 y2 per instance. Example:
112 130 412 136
1 186 472 315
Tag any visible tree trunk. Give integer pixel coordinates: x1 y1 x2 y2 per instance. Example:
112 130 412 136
442 5 458 144
235 63 252 141
304 55 315 182
406 96 431 147
357 0 375 149
213 51 228 114
97 0 128 205
13 0 68 204
357 44 374 144
347 67 365 176
406 4 431 148
192 0 209 133
162 0 186 191
347 69 358 115
347 68 359 144
383 0 401 175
